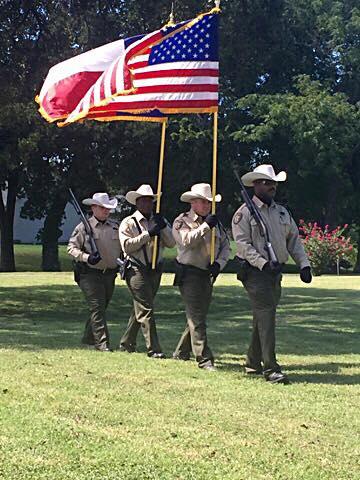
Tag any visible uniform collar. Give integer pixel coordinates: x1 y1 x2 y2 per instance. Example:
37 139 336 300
188 208 202 223
252 195 276 209
89 215 112 227
133 209 152 223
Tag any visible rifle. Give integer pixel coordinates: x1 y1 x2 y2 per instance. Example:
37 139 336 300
233 169 279 265
68 188 98 255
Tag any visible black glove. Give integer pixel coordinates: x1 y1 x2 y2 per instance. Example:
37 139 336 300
153 213 167 230
88 252 102 265
300 266 312 284
263 261 282 275
204 214 218 229
208 261 220 278
148 225 161 237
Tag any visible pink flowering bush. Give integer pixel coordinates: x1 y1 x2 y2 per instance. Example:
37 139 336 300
299 221 354 275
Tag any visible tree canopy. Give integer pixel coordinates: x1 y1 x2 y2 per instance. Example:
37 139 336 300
0 0 359 270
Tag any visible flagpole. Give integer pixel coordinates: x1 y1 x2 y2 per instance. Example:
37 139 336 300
210 110 218 264
152 120 167 269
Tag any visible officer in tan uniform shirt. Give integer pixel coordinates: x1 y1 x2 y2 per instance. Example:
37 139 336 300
118 185 175 358
172 183 230 370
232 165 312 384
68 192 121 352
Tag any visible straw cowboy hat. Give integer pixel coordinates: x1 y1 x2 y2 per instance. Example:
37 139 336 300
82 192 118 209
241 164 287 187
180 183 222 203
125 184 160 206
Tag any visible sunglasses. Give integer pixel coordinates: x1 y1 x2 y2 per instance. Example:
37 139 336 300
254 180 278 186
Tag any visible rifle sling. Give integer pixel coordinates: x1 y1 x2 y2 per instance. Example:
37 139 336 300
132 216 150 267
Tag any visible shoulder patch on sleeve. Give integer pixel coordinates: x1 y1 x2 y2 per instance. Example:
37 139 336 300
174 219 183 230
233 211 243 225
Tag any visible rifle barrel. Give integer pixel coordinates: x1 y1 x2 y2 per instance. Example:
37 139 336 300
68 188 98 255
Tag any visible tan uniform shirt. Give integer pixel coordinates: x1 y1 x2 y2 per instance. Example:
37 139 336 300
173 209 231 271
232 196 310 271
119 210 175 266
67 216 121 270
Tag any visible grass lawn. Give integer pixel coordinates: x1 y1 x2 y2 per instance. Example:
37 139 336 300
0 273 359 479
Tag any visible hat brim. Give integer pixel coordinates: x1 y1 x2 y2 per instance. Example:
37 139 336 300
82 198 118 209
241 171 287 187
180 192 222 203
125 191 161 206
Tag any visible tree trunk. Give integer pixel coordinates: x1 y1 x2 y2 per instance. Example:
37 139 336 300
323 181 338 227
353 234 360 273
40 195 67 271
0 171 19 272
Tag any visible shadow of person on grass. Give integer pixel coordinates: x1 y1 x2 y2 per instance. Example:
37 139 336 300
215 359 360 385
0 282 359 385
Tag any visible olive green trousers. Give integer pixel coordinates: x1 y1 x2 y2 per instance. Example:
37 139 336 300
120 265 163 354
79 271 117 348
174 270 214 367
242 267 282 373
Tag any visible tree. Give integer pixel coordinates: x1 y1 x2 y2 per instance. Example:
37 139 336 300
231 75 360 269
0 0 180 270
1 0 360 271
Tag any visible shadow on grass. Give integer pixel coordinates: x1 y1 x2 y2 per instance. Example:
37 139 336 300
0 283 359 384
215 360 360 385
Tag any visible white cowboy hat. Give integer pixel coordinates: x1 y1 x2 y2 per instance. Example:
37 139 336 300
82 192 118 209
180 183 222 203
125 184 160 205
241 164 287 187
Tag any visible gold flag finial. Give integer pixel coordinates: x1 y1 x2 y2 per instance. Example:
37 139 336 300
169 2 175 25
163 2 175 27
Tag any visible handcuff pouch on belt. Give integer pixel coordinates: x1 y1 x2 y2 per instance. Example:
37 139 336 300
73 260 94 283
173 260 210 286
173 260 186 286
234 256 250 282
116 253 131 280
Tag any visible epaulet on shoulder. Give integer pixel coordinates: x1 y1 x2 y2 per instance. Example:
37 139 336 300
175 212 187 221
276 202 293 216
76 221 85 231
119 216 130 229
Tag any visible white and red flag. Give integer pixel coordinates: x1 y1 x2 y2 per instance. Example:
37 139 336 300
36 12 219 125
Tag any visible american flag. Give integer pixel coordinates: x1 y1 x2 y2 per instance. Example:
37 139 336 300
62 13 219 125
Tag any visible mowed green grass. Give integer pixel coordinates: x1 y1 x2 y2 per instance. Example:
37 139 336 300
0 273 359 480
